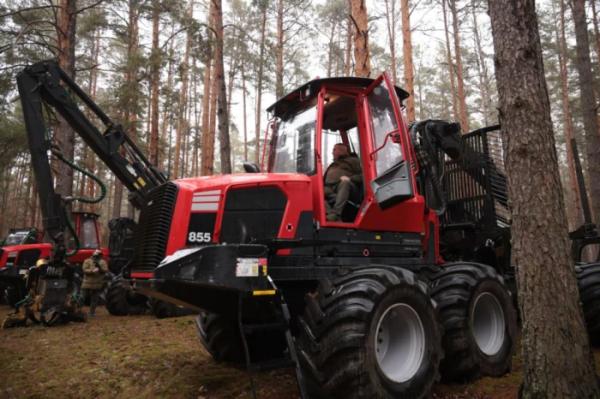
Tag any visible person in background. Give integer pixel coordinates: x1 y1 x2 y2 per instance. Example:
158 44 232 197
81 249 108 317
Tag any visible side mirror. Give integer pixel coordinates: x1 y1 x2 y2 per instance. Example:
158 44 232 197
243 162 260 173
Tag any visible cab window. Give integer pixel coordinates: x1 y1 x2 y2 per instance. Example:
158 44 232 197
368 83 403 174
270 106 317 174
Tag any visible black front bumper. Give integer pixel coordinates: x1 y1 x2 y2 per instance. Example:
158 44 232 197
134 244 273 315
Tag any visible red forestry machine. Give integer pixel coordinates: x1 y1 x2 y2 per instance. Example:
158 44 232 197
16 60 600 397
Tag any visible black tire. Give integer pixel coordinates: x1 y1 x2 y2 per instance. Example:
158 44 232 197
105 276 147 316
297 266 442 399
196 312 245 363
196 306 288 365
151 299 194 319
576 262 600 346
431 262 517 381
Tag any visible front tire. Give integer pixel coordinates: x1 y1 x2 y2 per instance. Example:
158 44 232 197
431 262 517 381
105 276 148 316
297 266 442 398
576 262 600 345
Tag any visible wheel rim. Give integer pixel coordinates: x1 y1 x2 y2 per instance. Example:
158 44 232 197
374 303 426 383
471 292 506 356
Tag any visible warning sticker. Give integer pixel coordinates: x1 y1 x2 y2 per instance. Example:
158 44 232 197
235 258 267 277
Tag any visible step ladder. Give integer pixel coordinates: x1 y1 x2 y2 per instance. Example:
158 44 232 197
237 276 308 399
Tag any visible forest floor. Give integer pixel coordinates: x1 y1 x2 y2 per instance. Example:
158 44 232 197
0 304 594 399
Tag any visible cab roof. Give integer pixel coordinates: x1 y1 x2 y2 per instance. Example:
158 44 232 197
267 76 410 118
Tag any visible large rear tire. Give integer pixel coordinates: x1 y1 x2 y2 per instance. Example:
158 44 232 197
431 262 517 381
105 276 148 316
576 262 600 346
297 266 442 399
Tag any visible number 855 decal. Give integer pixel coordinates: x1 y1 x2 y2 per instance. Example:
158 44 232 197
188 232 212 243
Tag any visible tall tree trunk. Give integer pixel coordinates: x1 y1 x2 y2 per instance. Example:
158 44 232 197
344 1 353 76
192 56 200 176
488 0 600 397
471 5 492 126
327 21 337 77
149 0 161 166
591 0 600 60
350 0 371 77
200 57 213 175
255 4 268 163
400 0 415 121
571 0 600 225
160 36 175 170
449 0 469 132
54 0 77 201
212 0 231 174
275 0 285 98
557 0 583 226
173 0 193 178
442 0 459 122
383 0 398 84
242 60 248 161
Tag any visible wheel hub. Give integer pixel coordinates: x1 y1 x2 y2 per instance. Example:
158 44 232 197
374 303 425 383
471 292 506 356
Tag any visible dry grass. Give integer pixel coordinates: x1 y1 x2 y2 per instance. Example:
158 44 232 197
1 304 596 399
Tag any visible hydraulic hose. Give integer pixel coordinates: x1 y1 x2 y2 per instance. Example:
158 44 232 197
51 146 107 256
51 147 107 204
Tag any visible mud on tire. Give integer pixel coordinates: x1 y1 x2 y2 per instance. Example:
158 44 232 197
297 266 442 399
431 262 517 381
105 276 147 316
576 262 600 346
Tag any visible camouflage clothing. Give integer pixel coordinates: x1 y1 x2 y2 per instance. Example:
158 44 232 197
324 155 362 221
81 257 108 290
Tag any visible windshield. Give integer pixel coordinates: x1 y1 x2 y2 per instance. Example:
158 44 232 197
270 106 316 174
4 232 28 246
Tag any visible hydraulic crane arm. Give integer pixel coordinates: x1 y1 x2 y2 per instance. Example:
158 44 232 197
17 60 167 260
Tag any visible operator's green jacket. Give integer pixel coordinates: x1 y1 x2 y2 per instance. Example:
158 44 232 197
81 258 109 290
324 155 362 185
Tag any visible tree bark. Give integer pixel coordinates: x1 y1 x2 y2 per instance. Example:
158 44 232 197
254 3 268 163
344 0 353 76
148 0 161 166
471 5 492 126
173 0 193 178
488 0 600 397
276 0 285 97
591 0 600 60
400 0 415 121
54 0 77 201
350 0 371 77
242 60 248 161
449 0 469 132
200 56 213 175
383 0 398 84
442 0 459 122
212 0 231 174
571 0 600 226
557 0 583 227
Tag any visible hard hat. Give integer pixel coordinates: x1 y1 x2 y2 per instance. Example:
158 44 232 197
36 258 48 267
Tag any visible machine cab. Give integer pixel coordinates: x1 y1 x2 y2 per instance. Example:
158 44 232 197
266 73 425 234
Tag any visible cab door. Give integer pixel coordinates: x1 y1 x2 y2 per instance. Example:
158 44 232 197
362 73 415 209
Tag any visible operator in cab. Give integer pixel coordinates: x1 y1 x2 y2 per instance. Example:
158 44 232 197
324 143 362 221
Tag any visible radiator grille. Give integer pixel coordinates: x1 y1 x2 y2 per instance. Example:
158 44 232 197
132 182 178 272
440 127 510 229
